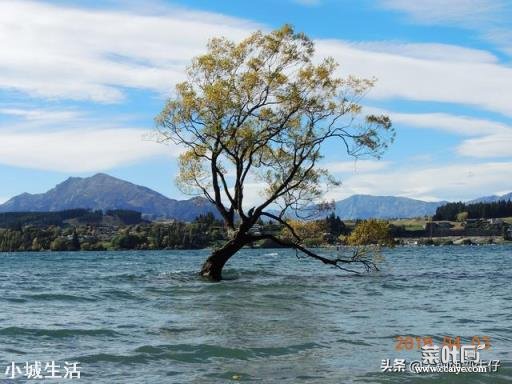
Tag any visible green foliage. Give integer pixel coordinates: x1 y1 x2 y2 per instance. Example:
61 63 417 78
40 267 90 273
324 213 347 238
456 211 469 222
0 209 91 228
194 212 223 226
434 200 512 221
70 231 80 251
76 210 103 224
50 237 69 251
346 219 395 247
112 232 143 250
106 210 143 225
0 209 145 229
0 220 231 252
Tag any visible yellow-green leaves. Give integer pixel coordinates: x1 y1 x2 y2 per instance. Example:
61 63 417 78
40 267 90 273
176 148 210 195
346 219 395 247
155 24 394 221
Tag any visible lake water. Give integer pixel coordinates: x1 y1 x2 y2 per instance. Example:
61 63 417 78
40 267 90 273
1 245 511 383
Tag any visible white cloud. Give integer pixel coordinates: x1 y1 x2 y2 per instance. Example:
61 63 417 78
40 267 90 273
325 161 512 201
379 0 512 56
0 0 510 201
457 133 512 158
394 111 512 159
364 107 512 137
224 160 512 207
379 0 504 25
352 41 498 63
0 128 177 172
0 1 259 102
316 40 512 117
0 107 82 124
2 1 512 118
390 112 512 137
485 28 512 56
363 107 512 159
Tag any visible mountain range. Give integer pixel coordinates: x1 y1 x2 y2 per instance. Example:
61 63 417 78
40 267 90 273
332 195 446 219
0 173 219 221
0 173 510 220
468 192 512 204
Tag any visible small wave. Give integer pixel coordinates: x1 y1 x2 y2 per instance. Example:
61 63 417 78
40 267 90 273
455 318 479 324
2 347 27 355
335 338 372 346
99 289 142 301
158 270 198 283
251 343 323 357
158 327 197 335
124 342 324 363
133 344 250 363
77 352 148 365
381 282 404 290
0 327 120 338
1 297 27 303
22 293 97 302
480 328 512 341
105 273 140 280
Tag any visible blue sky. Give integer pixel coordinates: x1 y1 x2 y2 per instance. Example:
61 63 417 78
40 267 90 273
0 0 511 204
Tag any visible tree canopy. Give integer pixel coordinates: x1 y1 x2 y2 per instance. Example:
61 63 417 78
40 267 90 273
346 219 395 247
156 25 395 280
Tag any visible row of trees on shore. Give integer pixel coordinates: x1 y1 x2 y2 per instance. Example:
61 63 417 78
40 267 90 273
433 200 512 221
0 213 393 252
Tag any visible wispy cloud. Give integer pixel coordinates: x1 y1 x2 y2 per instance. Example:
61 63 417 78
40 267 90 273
325 161 512 201
379 0 512 56
350 41 498 63
386 111 512 137
363 107 512 160
457 134 512 158
363 107 512 159
0 128 176 172
316 40 512 117
0 1 259 102
237 159 512 204
393 112 512 159
0 105 179 172
379 0 504 25
0 0 510 200
2 1 512 118
0 107 83 124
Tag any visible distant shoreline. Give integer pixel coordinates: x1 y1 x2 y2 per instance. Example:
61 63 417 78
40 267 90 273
1 238 511 253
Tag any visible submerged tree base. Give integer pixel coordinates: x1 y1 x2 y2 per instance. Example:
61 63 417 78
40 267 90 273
200 231 381 281
199 259 223 281
200 236 247 281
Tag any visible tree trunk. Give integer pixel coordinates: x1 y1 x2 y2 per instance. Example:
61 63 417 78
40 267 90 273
200 235 247 281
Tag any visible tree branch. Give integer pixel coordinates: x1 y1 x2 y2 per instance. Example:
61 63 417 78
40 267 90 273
260 211 300 241
250 234 379 274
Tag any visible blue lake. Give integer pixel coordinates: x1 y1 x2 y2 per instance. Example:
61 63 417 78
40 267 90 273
1 246 511 383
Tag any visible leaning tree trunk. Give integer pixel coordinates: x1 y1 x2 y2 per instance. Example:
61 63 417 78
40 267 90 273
200 235 248 281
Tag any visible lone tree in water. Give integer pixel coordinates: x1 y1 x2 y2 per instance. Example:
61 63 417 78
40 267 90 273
156 25 394 281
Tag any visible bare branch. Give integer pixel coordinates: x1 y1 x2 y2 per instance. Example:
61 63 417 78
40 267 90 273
250 234 379 274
